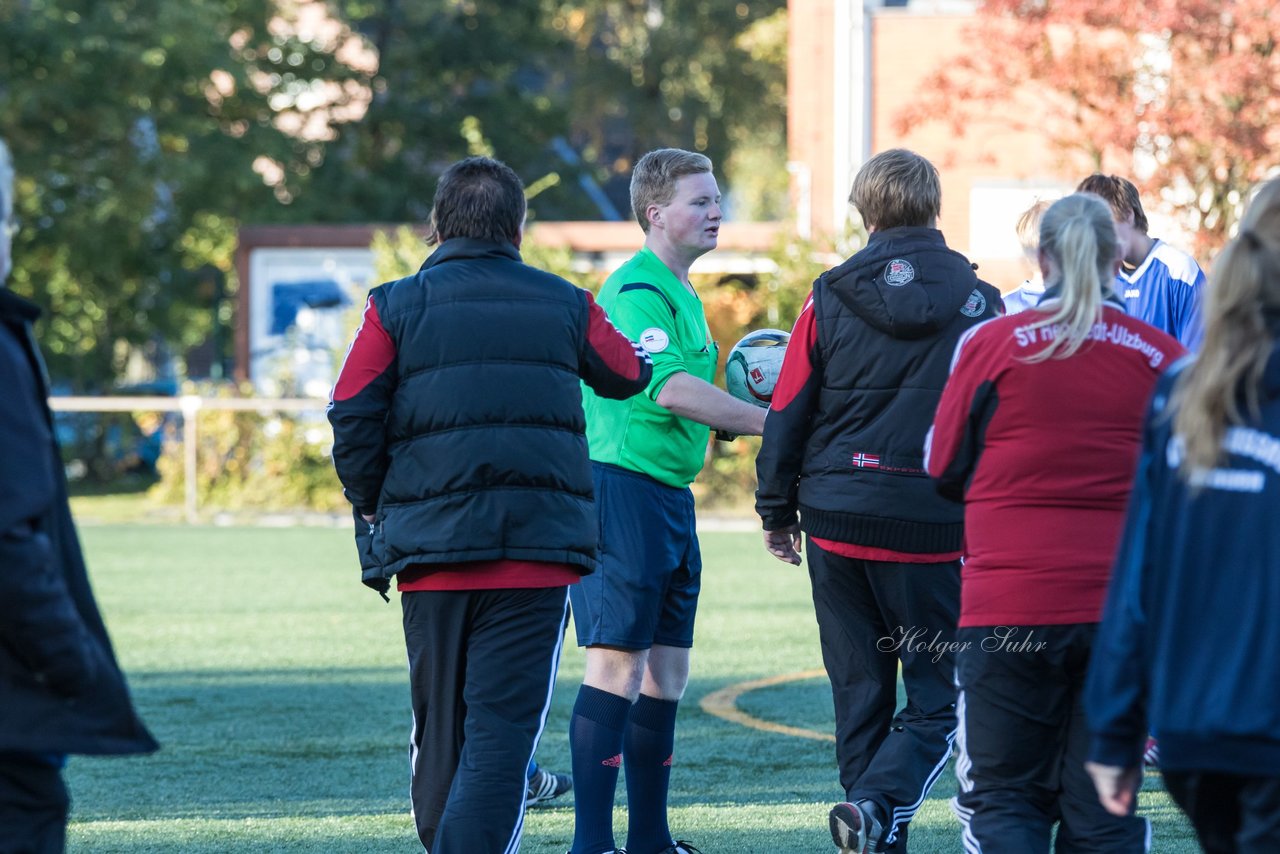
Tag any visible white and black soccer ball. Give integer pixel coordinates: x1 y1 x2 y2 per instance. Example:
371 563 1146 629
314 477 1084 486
725 328 790 408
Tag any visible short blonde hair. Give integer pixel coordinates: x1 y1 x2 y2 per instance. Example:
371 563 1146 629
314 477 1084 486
1015 199 1052 257
630 148 713 233
849 149 941 230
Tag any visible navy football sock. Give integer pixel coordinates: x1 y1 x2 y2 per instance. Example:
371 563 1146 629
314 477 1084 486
623 694 680 854
569 685 632 854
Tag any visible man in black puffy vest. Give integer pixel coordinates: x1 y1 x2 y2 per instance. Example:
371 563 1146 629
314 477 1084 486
755 149 1002 854
328 156 652 853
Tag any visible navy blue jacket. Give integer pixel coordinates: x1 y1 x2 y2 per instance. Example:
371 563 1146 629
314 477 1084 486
328 239 651 589
756 227 1002 552
0 288 157 757
1087 349 1280 774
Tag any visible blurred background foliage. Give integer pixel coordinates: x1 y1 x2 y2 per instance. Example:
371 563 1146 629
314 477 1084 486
1 0 789 391
0 0 845 511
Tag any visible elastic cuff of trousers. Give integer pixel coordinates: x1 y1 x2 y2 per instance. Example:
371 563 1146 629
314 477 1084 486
574 684 632 730
629 694 678 731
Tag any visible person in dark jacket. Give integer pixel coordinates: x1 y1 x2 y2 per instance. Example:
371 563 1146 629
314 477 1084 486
927 193 1183 853
755 148 1001 854
0 139 157 853
1086 178 1280 854
327 156 652 854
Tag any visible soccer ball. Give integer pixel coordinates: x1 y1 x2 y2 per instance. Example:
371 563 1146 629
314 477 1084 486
725 328 790 408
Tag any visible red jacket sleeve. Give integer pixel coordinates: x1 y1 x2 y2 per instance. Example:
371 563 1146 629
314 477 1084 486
755 293 821 530
328 293 398 515
578 290 653 399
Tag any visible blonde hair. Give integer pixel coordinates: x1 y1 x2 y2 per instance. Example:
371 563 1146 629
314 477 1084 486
1015 199 1052 258
630 148 713 233
1172 178 1280 475
1023 193 1118 362
849 149 941 230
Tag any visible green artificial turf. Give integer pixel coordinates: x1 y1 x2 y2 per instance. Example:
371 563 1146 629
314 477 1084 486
64 526 1198 852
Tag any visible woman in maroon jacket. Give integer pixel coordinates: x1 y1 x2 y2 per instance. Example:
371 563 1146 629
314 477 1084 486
925 193 1185 853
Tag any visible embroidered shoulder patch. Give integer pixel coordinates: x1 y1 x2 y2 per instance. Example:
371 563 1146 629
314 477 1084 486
959 289 987 318
883 259 916 286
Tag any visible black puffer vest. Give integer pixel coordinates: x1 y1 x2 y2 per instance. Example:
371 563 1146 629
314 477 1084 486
370 239 599 576
798 227 1002 552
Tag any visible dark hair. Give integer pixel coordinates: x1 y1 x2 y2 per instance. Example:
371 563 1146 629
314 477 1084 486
1076 173 1148 233
431 156 526 244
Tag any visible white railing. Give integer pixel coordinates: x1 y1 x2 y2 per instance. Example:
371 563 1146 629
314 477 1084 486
49 396 329 524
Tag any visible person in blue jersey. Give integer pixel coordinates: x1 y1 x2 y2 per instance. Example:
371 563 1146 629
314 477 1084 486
1077 174 1206 349
1003 199 1052 314
1086 178 1280 854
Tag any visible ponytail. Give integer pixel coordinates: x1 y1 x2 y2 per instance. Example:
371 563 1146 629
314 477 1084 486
1023 193 1117 363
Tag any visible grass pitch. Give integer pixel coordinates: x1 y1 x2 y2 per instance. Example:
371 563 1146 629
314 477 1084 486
65 525 1197 852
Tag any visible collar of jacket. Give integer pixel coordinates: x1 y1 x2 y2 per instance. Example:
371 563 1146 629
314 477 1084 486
1037 283 1125 310
0 287 41 323
865 225 947 246
417 238 521 272
841 226 960 279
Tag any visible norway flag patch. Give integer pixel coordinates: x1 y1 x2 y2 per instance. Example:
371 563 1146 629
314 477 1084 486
851 453 881 469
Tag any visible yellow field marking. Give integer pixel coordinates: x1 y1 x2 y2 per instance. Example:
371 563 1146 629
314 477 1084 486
699 668 835 742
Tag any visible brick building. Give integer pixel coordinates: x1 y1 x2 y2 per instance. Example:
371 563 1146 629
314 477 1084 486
788 0 1077 291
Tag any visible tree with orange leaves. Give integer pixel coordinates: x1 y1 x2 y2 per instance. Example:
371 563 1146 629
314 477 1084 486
897 0 1280 258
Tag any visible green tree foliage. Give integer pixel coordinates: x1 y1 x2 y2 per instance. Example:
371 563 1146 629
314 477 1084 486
547 1 789 221
293 1 571 222
298 0 788 223
0 0 358 388
2 0 788 390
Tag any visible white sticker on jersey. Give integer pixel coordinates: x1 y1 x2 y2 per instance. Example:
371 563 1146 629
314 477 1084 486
640 327 670 353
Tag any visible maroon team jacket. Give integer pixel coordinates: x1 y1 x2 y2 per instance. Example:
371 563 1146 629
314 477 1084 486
925 300 1185 628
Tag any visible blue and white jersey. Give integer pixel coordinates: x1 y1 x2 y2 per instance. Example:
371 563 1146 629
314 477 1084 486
1118 239 1205 350
1001 279 1046 315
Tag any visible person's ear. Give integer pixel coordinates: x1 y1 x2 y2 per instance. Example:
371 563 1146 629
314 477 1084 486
512 219 525 249
646 203 663 231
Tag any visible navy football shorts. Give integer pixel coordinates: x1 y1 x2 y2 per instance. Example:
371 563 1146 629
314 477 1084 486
570 462 702 650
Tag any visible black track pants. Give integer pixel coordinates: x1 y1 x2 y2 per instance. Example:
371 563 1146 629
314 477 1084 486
807 542 960 851
403 585 570 854
953 623 1149 853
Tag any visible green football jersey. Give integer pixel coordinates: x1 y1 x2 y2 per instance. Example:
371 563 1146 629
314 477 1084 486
584 248 718 488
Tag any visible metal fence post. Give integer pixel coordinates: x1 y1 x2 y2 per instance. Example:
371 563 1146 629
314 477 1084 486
180 395 202 524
